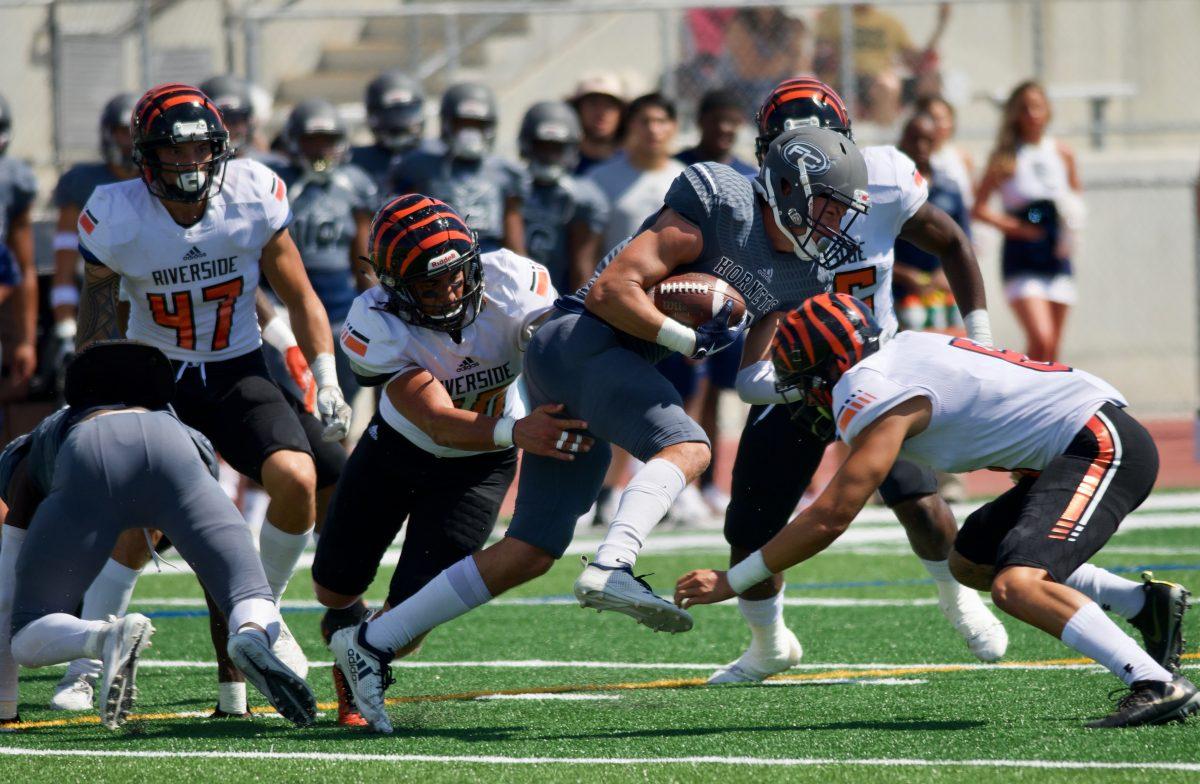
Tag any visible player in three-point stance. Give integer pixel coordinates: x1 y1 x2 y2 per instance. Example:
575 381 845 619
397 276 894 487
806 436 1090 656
676 293 1195 729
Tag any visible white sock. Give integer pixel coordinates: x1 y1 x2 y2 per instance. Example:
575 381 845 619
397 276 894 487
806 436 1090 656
595 458 687 568
739 591 789 657
68 559 143 680
218 681 247 714
241 488 270 545
0 525 27 712
1060 601 1172 685
11 614 108 668
1064 564 1145 620
919 557 968 604
228 597 282 646
365 556 491 654
258 521 313 601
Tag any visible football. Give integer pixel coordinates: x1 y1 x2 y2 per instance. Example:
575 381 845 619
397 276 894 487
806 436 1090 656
650 272 747 329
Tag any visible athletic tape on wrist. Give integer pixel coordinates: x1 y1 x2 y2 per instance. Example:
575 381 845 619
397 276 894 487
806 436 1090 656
963 310 993 347
656 317 697 356
727 550 773 595
493 416 516 447
50 285 80 309
310 353 338 390
260 315 298 352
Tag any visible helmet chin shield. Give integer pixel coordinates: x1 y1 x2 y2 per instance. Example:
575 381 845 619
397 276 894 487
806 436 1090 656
448 127 487 161
132 85 231 204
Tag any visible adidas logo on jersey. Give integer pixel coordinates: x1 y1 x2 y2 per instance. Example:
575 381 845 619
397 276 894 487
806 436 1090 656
182 246 207 261
760 268 774 283
456 357 480 372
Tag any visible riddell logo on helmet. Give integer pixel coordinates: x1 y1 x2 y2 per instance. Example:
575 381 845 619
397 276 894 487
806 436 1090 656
427 249 461 271
782 140 831 176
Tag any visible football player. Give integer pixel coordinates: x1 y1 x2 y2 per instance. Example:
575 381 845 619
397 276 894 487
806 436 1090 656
352 70 425 194
322 195 585 731
330 126 873 733
710 78 1007 685
199 74 286 169
677 293 1196 729
389 82 526 254
0 341 316 729
73 83 352 712
0 92 38 387
517 101 609 292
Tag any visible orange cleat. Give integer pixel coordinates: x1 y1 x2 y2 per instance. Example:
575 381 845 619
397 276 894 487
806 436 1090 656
332 664 368 727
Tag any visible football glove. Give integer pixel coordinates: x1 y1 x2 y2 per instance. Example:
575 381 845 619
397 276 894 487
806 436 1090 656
691 299 750 359
285 346 317 414
317 385 352 442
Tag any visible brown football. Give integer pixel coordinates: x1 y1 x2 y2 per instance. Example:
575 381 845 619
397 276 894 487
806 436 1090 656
650 272 748 329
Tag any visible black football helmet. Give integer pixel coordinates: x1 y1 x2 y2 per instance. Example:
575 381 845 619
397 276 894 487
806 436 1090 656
0 94 11 156
366 194 484 338
64 340 176 411
100 92 138 169
199 74 256 149
132 83 230 203
755 77 853 164
365 70 425 154
754 126 869 269
518 101 581 185
284 99 348 174
772 293 882 441
440 82 497 161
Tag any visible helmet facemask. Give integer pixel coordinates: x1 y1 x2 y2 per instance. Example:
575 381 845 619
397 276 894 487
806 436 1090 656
136 132 230 204
376 244 485 338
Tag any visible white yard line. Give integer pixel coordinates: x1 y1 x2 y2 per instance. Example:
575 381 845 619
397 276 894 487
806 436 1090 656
0 747 1195 771
137 596 943 609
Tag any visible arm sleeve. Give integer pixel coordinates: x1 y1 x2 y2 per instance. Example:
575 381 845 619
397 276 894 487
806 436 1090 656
833 368 930 444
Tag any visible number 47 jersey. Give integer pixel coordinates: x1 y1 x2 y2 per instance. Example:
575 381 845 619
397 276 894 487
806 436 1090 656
77 158 290 361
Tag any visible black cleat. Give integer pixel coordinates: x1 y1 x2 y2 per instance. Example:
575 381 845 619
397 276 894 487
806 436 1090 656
1128 571 1190 673
1086 675 1200 728
207 705 252 719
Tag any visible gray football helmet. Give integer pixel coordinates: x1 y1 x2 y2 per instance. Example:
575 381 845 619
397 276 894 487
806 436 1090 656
284 99 348 174
440 82 497 161
518 101 581 184
365 70 425 153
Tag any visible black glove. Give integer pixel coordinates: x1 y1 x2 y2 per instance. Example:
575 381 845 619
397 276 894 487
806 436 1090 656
691 299 750 359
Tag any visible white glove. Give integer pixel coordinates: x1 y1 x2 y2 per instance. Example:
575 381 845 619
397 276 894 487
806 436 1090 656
316 385 352 442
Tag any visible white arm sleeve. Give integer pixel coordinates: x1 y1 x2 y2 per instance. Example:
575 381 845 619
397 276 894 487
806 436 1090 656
735 361 803 405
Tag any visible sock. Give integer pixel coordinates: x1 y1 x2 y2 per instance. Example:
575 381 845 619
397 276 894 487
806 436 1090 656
1060 601 1172 685
228 597 282 646
241 488 270 545
68 559 143 680
919 557 967 604
595 458 687 568
365 556 491 654
11 614 108 668
1065 564 1145 619
218 681 247 714
739 591 789 658
0 525 27 712
258 521 313 601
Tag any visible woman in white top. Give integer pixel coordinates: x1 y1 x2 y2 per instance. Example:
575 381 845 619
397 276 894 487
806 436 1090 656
917 95 975 211
973 81 1082 361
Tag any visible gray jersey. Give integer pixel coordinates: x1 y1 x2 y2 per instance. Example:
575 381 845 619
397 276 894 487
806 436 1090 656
349 144 397 196
53 162 127 210
390 149 526 250
0 156 36 243
568 162 829 360
523 175 609 293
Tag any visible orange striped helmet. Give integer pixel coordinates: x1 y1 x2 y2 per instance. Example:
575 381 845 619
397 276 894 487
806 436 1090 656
755 77 852 164
367 194 483 335
772 293 881 397
131 83 230 203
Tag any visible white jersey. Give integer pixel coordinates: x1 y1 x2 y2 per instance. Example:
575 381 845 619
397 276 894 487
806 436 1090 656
339 249 557 458
77 158 291 361
832 331 1127 474
834 145 928 337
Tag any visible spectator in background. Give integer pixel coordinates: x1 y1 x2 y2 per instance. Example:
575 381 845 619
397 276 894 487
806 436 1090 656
49 93 139 375
200 75 287 170
676 8 738 100
392 82 526 254
676 89 756 177
973 80 1082 362
0 93 38 391
893 111 967 333
916 94 974 211
815 3 950 125
724 7 811 119
570 73 627 176
352 70 425 195
518 101 609 293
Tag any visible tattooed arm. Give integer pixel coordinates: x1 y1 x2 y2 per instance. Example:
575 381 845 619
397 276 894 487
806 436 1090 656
75 262 126 350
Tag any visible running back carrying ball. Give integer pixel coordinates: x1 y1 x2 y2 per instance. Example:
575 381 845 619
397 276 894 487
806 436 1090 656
650 271 747 329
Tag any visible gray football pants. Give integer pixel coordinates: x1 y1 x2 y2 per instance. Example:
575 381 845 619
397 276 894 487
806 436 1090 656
11 410 273 634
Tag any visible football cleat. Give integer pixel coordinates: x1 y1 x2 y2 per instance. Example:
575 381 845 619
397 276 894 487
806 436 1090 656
1129 571 1190 673
708 629 804 684
50 670 96 711
938 587 1008 662
98 613 155 730
329 624 394 733
272 617 309 681
332 664 368 727
574 560 694 633
227 631 317 727
207 705 252 719
1085 675 1200 728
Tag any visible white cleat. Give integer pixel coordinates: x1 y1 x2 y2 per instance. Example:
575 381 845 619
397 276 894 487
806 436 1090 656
227 630 316 727
50 669 96 711
272 617 309 681
574 561 693 633
708 629 804 684
940 589 1008 662
98 614 154 730
329 624 394 733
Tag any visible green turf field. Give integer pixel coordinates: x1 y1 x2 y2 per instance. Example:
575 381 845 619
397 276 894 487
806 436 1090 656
2 494 1199 782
